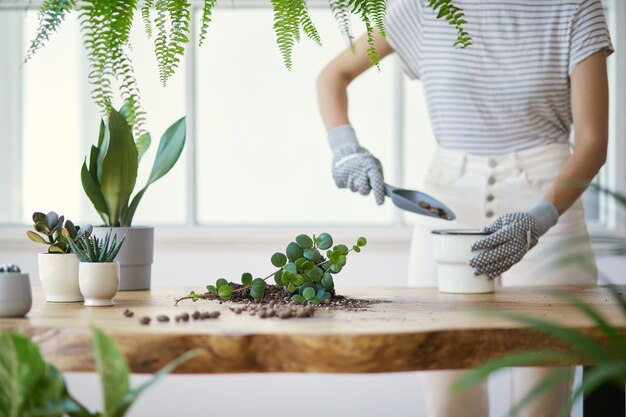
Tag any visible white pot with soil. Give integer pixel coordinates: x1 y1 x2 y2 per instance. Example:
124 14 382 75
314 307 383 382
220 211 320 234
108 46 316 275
79 262 120 307
432 229 496 294
0 265 32 317
92 226 153 291
38 253 82 302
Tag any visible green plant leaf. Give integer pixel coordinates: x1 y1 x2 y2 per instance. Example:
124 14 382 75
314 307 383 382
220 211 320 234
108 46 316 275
218 285 233 300
33 212 46 224
274 271 285 287
216 278 228 289
303 248 321 262
356 237 367 247
0 331 47 417
292 274 305 286
90 327 130 417
241 273 253 286
27 231 47 244
250 288 264 300
287 282 295 293
270 252 287 268
46 212 59 230
352 245 361 253
321 274 334 290
284 263 297 274
315 233 333 250
295 234 313 248
48 244 66 254
115 349 205 417
286 242 304 262
98 109 138 227
307 267 323 282
206 285 217 293
81 159 109 225
291 294 305 304
147 117 186 185
302 287 315 300
333 244 349 255
251 278 266 291
309 297 321 305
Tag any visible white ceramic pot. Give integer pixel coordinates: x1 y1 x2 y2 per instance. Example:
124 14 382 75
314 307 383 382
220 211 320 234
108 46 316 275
0 272 32 317
432 229 496 294
93 226 153 291
38 253 82 302
79 262 120 307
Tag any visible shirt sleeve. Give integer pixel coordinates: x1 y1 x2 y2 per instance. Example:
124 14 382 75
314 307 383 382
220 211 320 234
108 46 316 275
568 0 614 76
385 0 421 80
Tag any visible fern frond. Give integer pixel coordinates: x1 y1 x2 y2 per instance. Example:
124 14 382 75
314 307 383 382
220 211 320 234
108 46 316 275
348 0 381 66
142 0 154 38
329 0 354 50
298 1 321 46
198 0 217 46
154 0 170 85
26 0 76 62
271 0 301 70
165 0 191 83
426 0 471 48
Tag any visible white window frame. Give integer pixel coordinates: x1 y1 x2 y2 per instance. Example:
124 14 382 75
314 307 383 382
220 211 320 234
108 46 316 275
0 0 624 246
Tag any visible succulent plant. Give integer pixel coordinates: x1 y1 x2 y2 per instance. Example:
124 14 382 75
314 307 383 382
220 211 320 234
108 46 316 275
0 264 21 273
26 211 92 254
68 229 126 263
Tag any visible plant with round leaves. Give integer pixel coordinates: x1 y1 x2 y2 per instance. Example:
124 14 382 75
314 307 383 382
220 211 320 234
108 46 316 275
0 264 21 273
175 233 367 306
26 211 93 254
68 229 126 263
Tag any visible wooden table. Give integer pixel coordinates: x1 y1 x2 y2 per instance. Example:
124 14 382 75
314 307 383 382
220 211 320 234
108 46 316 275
1 286 625 416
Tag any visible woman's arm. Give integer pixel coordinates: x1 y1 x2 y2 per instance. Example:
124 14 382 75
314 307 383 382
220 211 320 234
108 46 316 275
317 31 394 132
544 50 610 214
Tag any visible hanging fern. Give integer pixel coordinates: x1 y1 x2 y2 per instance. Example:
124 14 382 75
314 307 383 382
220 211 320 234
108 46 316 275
427 0 472 48
299 1 322 46
141 0 154 38
152 0 191 86
271 0 300 70
199 0 218 46
349 0 385 66
25 0 76 62
329 0 354 50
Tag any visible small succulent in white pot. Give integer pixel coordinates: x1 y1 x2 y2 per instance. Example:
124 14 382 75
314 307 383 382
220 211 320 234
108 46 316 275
27 211 93 302
0 264 32 317
69 230 126 307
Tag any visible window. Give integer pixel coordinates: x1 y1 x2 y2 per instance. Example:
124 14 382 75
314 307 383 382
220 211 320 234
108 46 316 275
0 1 624 234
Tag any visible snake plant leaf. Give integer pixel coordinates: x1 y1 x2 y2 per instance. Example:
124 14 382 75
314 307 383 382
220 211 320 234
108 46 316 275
114 349 205 417
98 109 138 227
123 117 186 226
0 331 47 417
90 327 130 417
27 230 47 244
81 161 108 221
147 117 186 185
88 145 100 182
119 101 151 162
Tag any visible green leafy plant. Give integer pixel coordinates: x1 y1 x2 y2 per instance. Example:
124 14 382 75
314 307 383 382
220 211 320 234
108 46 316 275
0 327 203 417
26 211 93 253
68 229 126 263
81 105 186 227
25 1 470 128
175 233 367 305
0 264 21 273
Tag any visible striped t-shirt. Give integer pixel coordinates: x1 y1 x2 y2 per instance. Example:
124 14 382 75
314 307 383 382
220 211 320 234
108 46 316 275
385 0 614 155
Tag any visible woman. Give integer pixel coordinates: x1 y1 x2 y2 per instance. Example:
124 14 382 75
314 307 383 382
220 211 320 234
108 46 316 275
317 0 613 415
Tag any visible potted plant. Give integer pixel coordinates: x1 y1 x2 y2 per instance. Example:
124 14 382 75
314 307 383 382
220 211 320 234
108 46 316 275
69 229 126 307
0 264 32 318
26 211 92 302
81 105 185 290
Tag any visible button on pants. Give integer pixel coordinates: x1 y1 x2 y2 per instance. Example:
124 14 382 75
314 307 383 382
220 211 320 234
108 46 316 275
408 143 594 416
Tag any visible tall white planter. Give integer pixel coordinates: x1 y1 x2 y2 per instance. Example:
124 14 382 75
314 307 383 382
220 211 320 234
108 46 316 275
432 229 496 294
38 253 82 302
93 226 154 291
79 262 120 307
0 272 32 317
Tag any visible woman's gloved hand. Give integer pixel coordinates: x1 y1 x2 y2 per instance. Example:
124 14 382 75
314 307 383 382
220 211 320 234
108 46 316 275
469 199 559 279
328 124 385 205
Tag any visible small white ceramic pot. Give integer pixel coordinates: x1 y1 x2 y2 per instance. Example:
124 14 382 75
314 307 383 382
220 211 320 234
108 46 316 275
93 226 153 291
79 262 120 307
38 253 82 302
0 272 32 317
432 229 496 294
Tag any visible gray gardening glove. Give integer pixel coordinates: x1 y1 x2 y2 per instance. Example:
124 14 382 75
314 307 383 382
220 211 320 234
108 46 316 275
328 124 385 205
469 199 559 280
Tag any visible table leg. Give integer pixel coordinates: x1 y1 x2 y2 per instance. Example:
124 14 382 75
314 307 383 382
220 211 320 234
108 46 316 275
582 366 625 417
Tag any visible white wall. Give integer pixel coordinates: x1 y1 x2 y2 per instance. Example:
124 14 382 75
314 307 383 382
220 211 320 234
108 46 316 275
4 227 623 416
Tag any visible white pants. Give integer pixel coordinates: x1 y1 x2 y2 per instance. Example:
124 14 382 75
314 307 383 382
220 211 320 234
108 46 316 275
409 143 595 416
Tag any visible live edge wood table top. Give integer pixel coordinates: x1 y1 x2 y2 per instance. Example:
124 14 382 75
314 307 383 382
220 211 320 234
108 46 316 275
1 286 624 375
